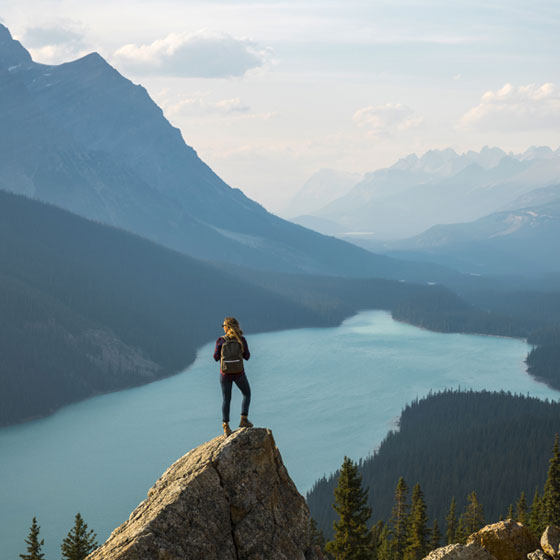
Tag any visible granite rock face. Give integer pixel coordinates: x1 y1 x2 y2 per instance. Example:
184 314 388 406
88 428 318 560
466 519 540 560
541 525 560 559
423 543 497 559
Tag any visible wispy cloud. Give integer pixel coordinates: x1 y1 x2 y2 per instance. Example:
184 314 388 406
22 22 88 64
353 103 423 136
461 82 560 131
113 29 271 78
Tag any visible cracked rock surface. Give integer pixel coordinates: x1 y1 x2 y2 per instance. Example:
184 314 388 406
87 428 316 560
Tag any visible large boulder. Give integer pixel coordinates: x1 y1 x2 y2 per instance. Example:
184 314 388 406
466 520 540 560
541 526 560 559
87 428 318 560
423 543 497 559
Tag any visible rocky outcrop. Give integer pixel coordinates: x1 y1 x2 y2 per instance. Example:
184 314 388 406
424 522 560 560
541 525 560 559
87 428 319 560
423 543 497 559
527 550 550 560
466 520 539 560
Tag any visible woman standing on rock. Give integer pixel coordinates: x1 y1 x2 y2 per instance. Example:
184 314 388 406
214 317 253 436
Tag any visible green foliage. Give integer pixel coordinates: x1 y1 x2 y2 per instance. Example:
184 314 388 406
429 518 442 552
457 492 484 543
529 489 545 537
387 477 409 560
309 517 326 551
506 504 514 520
404 484 429 560
20 517 45 560
515 492 529 526
325 456 372 560
61 513 98 560
543 434 560 526
445 497 457 545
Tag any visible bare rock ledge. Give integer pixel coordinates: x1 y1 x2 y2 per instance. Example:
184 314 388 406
87 428 320 560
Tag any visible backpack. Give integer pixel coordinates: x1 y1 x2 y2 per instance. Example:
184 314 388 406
220 336 244 374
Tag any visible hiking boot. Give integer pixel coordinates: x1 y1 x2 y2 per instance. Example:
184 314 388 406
223 422 232 437
239 415 253 428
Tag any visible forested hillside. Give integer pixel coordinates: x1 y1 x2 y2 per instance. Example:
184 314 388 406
307 390 560 538
0 191 480 426
0 191 347 425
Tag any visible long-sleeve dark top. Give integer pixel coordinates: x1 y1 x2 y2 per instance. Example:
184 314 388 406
214 336 250 376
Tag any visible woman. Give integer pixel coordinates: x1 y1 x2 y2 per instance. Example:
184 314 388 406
213 317 253 437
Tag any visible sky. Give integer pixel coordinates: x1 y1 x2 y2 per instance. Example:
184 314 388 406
2 0 560 211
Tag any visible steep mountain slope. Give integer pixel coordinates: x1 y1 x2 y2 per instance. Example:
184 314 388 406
0 23 451 281
306 147 560 240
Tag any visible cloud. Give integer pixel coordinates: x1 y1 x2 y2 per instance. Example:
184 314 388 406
22 22 88 64
353 103 423 136
113 30 271 78
166 96 251 116
461 83 560 131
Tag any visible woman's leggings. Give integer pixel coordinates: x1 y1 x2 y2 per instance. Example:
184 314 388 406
220 373 251 422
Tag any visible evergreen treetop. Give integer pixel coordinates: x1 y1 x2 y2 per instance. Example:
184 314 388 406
325 456 372 560
388 477 410 560
543 434 560 527
61 512 98 560
445 496 457 545
404 483 429 560
20 517 45 560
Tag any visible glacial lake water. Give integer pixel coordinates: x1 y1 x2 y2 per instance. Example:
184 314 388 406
1 310 558 559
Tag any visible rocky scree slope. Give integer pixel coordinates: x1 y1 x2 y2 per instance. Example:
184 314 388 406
87 428 321 560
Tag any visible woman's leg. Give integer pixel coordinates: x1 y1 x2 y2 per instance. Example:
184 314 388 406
234 373 251 417
220 376 233 422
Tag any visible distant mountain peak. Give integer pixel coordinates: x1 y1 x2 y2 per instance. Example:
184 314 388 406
0 24 33 70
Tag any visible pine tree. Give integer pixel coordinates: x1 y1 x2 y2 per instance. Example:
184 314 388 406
516 491 529 526
20 517 45 560
543 434 560 527
445 497 457 545
506 504 514 520
387 477 409 560
404 484 429 560
376 524 393 560
529 489 545 537
309 517 326 551
325 457 372 560
429 519 442 552
368 520 384 559
61 512 98 560
457 492 484 542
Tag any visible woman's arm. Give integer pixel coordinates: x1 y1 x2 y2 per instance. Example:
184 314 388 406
213 337 224 362
242 337 250 360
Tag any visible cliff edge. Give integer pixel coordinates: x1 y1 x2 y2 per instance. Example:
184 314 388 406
87 428 320 560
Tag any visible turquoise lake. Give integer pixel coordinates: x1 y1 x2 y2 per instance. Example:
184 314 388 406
1 310 558 559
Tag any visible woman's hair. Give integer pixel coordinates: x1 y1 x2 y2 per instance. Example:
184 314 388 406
223 317 244 349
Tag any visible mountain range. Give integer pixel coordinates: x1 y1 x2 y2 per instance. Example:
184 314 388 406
293 146 560 241
352 194 560 276
0 23 455 282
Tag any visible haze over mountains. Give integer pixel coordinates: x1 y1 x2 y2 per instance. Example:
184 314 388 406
293 146 560 242
1 23 446 281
